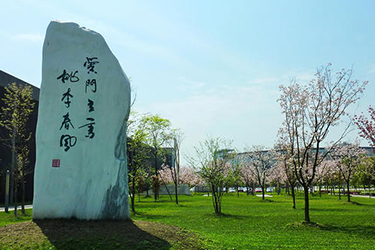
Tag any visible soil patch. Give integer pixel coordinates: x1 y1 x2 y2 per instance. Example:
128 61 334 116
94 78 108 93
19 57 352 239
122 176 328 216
0 219 205 249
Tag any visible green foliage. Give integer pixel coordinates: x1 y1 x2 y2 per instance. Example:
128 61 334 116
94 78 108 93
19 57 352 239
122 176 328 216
132 113 173 201
140 114 172 161
151 175 161 200
356 156 375 186
0 83 34 137
190 137 234 214
0 83 34 218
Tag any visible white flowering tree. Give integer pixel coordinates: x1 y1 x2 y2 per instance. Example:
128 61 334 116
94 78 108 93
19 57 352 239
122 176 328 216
189 137 233 215
275 142 298 208
240 161 257 195
178 166 201 188
243 145 276 200
354 106 375 148
315 158 335 196
331 141 367 202
268 162 287 195
277 64 367 223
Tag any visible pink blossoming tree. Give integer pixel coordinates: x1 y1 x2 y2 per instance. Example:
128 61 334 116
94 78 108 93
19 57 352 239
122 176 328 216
277 64 367 223
354 106 375 149
331 141 367 202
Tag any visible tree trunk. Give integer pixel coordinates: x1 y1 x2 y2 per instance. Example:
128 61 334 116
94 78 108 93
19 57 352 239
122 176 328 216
146 183 149 197
319 185 322 198
175 180 178 205
131 194 135 213
211 185 218 214
131 176 136 213
10 134 16 207
261 186 265 200
346 180 351 202
154 155 158 201
291 185 296 209
21 175 25 215
303 185 310 223
14 177 18 219
160 177 172 201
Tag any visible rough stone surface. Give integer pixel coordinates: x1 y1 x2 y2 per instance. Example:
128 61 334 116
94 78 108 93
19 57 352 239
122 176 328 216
33 21 130 220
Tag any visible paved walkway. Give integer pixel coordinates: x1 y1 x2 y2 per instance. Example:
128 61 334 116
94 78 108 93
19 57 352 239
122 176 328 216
352 194 375 199
0 205 33 212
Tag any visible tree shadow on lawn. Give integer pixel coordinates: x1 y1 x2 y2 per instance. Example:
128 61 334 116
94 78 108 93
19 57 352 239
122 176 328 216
319 224 375 239
133 213 176 221
286 221 375 240
310 208 351 212
31 219 172 249
205 212 253 221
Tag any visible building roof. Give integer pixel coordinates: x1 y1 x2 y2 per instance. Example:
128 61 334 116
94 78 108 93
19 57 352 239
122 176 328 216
0 70 40 101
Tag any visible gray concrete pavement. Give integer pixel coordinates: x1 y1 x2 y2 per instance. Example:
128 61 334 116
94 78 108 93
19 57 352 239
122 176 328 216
0 204 33 212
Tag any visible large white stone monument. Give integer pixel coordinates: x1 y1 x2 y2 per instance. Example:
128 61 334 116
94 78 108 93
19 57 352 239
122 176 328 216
33 21 131 220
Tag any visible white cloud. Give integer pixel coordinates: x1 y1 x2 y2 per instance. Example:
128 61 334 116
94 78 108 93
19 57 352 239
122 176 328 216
135 81 283 164
177 77 207 92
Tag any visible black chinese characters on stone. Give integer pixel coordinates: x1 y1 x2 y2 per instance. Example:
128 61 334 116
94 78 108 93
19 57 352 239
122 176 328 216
57 70 79 83
60 134 77 152
61 88 73 108
60 112 74 130
83 57 99 74
79 118 95 139
58 56 100 152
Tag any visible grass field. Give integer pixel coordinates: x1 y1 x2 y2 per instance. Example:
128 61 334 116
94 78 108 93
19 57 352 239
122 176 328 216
133 193 375 249
0 193 374 249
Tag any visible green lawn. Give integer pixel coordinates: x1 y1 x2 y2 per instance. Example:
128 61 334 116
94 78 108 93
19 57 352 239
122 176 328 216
0 209 32 227
133 193 375 249
0 193 374 249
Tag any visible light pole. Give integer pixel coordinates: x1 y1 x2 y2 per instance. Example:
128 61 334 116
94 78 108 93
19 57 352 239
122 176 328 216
5 170 10 213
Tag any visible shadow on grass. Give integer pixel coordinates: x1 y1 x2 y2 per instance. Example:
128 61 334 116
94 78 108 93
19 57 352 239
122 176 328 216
310 208 349 212
33 219 172 250
286 221 375 239
134 213 175 221
258 199 275 203
204 212 253 221
319 224 375 239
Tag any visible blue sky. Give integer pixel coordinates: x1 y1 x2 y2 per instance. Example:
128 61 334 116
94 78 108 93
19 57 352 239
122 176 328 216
1 0 375 164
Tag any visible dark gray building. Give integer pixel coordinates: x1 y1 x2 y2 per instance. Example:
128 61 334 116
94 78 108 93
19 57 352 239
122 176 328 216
0 70 39 203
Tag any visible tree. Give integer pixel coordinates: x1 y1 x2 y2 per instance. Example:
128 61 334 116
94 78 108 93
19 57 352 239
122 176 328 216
0 83 34 218
151 175 161 200
331 141 366 202
240 163 256 196
179 166 201 188
127 129 150 213
352 155 375 197
315 159 333 197
275 143 298 208
135 175 145 202
244 145 275 200
268 163 286 195
140 114 172 201
277 64 367 223
189 137 233 215
164 129 184 204
354 106 375 148
228 157 243 198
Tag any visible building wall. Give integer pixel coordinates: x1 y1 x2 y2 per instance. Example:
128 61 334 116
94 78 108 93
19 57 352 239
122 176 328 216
0 70 39 203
